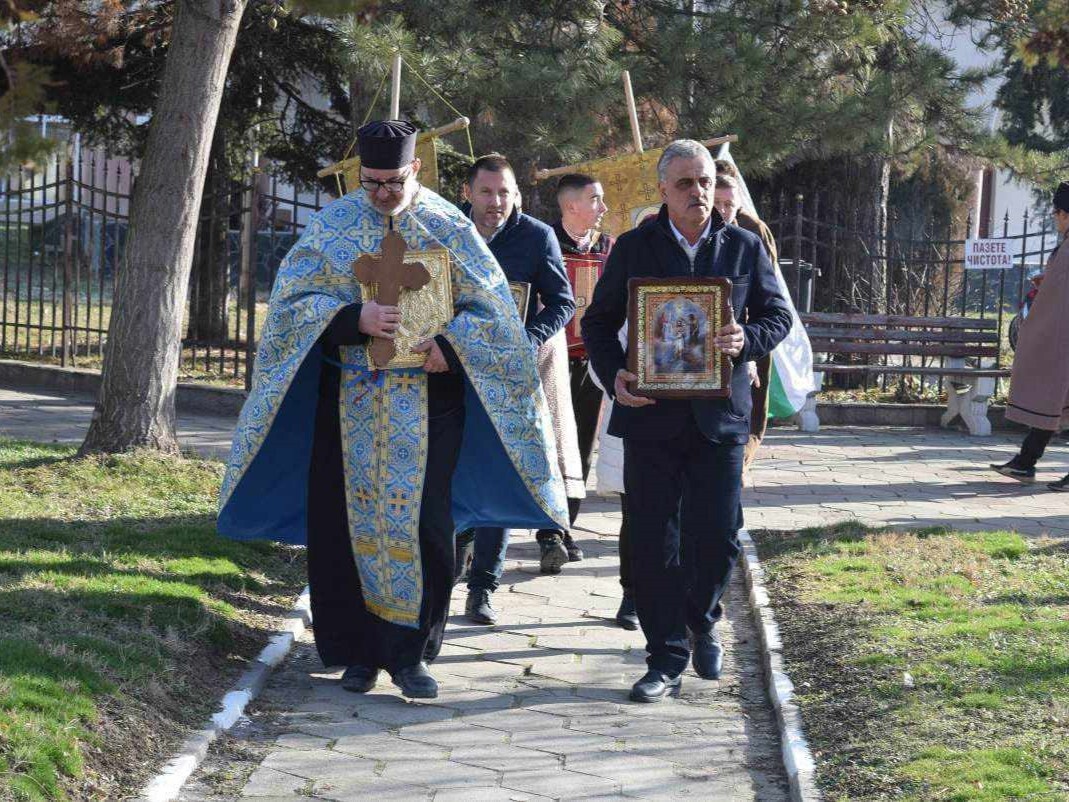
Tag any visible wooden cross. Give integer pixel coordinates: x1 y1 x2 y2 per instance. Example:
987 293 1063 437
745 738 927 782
352 230 431 367
353 487 373 507
393 372 420 393
387 491 411 514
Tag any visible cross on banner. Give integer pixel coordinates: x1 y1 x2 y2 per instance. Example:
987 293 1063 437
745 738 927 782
353 487 373 507
352 230 432 367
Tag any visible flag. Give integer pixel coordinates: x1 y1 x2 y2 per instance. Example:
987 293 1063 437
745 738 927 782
715 144 814 418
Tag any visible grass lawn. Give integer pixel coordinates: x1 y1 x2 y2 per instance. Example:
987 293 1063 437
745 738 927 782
754 523 1069 801
0 439 306 801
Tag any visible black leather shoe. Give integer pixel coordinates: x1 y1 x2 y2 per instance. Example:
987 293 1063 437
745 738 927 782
629 669 682 703
990 460 1035 483
340 664 378 693
690 629 724 680
562 532 584 562
615 593 639 631
1049 474 1069 492
391 662 438 699
465 588 497 625
539 535 569 575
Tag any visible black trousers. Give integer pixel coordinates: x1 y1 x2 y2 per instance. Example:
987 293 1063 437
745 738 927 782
1017 427 1054 469
618 492 632 592
624 415 745 677
308 393 464 673
571 357 604 482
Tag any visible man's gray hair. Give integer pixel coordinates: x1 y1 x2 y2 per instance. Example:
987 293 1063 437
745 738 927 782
656 139 715 182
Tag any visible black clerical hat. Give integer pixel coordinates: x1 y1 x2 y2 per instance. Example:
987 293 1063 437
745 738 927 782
357 119 418 169
1054 181 1069 214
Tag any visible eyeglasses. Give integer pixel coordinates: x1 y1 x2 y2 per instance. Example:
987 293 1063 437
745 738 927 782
359 169 411 194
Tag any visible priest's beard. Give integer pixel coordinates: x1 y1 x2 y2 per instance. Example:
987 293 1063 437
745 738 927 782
371 181 420 219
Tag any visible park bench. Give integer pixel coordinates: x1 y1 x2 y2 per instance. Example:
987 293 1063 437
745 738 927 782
796 313 1012 436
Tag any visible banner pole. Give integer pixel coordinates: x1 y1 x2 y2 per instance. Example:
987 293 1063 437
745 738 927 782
390 53 402 119
622 71 644 154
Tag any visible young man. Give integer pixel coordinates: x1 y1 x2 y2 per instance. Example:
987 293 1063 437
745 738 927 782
582 140 791 702
553 173 615 561
992 180 1069 490
219 121 567 699
457 153 578 624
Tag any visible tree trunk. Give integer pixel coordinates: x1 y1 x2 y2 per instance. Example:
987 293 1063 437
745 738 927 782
187 131 232 345
80 0 248 455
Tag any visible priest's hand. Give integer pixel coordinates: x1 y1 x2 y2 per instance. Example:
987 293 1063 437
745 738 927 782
414 339 449 373
358 301 400 338
614 369 656 407
714 316 745 358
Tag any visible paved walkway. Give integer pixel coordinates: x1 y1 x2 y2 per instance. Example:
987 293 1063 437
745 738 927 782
3 385 1068 800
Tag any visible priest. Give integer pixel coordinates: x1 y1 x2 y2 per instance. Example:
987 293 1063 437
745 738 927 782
218 120 568 700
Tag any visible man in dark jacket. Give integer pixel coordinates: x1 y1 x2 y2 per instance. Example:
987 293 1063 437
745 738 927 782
581 139 791 703
457 153 577 625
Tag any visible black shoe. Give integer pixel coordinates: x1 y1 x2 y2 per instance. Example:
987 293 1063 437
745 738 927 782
539 535 569 575
990 460 1035 483
562 532 584 562
391 662 438 699
629 669 682 703
340 664 378 693
615 593 639 631
465 588 497 625
690 629 723 680
1049 474 1069 492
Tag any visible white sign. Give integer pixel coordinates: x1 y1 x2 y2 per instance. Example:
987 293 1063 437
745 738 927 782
965 238 1015 269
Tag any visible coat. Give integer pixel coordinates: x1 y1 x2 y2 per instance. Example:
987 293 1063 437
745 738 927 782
1006 238 1069 431
581 205 792 445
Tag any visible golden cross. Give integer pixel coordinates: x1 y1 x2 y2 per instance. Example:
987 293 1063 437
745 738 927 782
393 372 421 393
353 487 373 507
387 491 411 514
352 230 431 367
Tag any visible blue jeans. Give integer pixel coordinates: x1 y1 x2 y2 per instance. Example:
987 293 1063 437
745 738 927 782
458 527 510 593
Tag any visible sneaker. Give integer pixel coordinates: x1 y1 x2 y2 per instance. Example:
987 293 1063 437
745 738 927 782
539 535 569 575
1048 474 1069 492
562 532 584 562
990 460 1035 483
465 588 497 625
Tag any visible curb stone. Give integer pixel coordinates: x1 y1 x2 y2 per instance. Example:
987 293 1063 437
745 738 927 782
738 529 821 802
135 587 312 802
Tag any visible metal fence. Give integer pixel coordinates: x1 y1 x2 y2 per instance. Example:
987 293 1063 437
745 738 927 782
1 150 1057 391
0 145 328 389
764 192 1059 375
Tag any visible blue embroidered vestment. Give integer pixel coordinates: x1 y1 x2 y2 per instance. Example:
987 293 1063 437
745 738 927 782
218 187 568 627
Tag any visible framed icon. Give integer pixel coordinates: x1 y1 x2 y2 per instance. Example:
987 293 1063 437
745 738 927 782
508 281 532 324
627 277 732 399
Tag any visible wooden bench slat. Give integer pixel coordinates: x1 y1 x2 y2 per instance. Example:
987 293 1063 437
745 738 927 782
808 341 1001 358
800 313 999 330
806 327 1000 344
814 364 1011 378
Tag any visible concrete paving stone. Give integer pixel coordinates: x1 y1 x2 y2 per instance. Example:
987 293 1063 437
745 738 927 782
397 718 512 748
500 768 623 799
380 757 500 788
272 732 331 751
567 716 676 738
422 686 518 713
432 788 554 802
259 747 374 781
508 729 622 755
240 766 307 797
331 733 450 761
288 716 388 740
310 775 433 801
350 698 457 726
449 743 563 772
